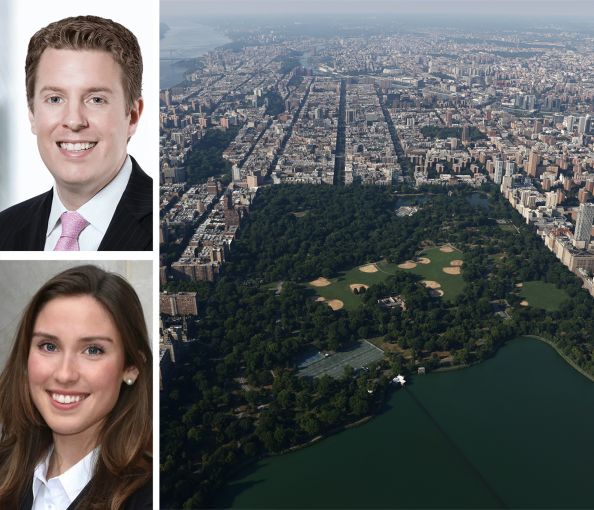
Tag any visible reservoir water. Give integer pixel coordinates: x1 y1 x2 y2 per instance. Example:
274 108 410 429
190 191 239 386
160 18 231 89
216 337 594 508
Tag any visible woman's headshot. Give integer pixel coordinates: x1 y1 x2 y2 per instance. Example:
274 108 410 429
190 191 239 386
0 263 152 509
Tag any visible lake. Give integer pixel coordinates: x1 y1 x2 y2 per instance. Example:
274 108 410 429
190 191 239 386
160 18 231 89
216 337 594 508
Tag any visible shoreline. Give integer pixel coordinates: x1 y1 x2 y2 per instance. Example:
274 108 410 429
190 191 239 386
276 415 374 456
524 334 594 383
213 335 592 505
160 22 233 90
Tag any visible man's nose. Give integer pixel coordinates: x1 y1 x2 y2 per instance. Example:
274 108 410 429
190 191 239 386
62 101 89 131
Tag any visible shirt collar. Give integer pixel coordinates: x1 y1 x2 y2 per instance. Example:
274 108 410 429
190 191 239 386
32 446 99 504
45 156 133 238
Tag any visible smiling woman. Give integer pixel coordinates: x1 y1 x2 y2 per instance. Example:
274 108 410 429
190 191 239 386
0 265 152 509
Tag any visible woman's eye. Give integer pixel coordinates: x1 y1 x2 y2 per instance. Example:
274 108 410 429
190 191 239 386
39 342 58 352
86 345 104 356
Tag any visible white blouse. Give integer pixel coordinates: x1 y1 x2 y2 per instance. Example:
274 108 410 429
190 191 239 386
31 447 98 510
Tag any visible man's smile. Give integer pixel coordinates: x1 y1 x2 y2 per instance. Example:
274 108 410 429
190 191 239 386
58 141 97 152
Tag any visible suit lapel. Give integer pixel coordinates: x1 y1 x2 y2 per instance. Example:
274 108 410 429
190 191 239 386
98 157 152 251
14 191 53 250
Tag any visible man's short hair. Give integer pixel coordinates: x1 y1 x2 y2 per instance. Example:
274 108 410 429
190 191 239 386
25 15 142 113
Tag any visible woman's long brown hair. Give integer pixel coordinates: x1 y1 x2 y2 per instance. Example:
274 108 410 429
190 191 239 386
0 265 152 509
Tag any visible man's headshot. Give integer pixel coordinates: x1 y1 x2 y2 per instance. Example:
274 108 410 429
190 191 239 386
0 14 154 251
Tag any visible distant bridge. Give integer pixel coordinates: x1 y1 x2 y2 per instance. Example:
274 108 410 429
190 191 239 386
160 49 192 61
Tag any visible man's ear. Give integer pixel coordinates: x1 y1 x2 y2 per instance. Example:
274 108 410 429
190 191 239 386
29 107 37 135
127 97 144 140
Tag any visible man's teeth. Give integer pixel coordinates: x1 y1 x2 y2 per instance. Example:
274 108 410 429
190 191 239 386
52 393 85 404
59 142 96 152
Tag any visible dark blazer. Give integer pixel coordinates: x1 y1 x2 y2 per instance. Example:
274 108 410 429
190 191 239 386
0 157 153 251
20 478 152 510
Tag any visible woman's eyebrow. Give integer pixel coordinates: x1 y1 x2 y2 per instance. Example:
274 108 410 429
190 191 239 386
31 331 58 340
79 336 114 343
31 332 114 343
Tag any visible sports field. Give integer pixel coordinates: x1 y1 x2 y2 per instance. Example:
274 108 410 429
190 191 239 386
307 245 464 309
307 263 395 311
518 281 569 312
391 246 465 301
297 340 385 378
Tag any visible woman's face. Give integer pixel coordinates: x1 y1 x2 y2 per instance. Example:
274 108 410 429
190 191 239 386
27 294 134 445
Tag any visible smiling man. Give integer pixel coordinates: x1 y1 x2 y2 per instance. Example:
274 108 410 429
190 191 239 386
0 16 152 251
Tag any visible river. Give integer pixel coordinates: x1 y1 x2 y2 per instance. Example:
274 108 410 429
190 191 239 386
216 337 594 508
160 18 231 89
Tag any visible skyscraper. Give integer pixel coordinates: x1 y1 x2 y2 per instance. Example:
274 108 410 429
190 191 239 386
578 115 591 135
527 150 539 177
574 203 594 248
494 159 504 184
461 124 470 143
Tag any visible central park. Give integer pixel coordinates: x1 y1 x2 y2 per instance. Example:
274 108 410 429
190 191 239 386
160 184 594 509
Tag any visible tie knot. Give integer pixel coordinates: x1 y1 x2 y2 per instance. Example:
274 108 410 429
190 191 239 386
53 211 90 251
59 211 89 238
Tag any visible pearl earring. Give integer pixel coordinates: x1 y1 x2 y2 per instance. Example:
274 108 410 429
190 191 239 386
125 378 134 386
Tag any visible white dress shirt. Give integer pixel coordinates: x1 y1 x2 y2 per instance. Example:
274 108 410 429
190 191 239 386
32 447 98 510
44 156 133 251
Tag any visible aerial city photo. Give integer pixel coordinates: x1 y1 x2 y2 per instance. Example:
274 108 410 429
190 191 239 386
159 1 594 508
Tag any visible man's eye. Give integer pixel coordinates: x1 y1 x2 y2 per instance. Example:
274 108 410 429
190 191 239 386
90 97 106 104
46 96 63 104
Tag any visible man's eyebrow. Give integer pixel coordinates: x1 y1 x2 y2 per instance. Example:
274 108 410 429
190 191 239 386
38 86 115 95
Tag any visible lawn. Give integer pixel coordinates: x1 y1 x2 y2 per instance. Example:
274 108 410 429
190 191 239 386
518 281 569 312
394 246 465 302
306 245 465 310
307 263 394 311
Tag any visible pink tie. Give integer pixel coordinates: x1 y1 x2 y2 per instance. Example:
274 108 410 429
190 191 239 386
53 211 89 251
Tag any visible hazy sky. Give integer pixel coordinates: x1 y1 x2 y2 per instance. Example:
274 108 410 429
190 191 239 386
161 0 594 19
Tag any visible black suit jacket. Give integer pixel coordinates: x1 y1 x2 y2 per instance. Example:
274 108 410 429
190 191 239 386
20 478 152 510
0 157 153 251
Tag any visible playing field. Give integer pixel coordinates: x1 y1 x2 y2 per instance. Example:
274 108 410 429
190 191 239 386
393 246 465 301
518 281 569 312
306 245 464 308
307 263 396 311
297 340 385 378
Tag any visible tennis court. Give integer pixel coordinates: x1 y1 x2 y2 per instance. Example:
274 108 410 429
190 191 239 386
298 340 385 378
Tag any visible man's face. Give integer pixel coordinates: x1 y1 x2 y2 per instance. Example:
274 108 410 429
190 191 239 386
29 49 142 200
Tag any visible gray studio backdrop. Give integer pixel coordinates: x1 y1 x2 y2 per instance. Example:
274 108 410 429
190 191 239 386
0 260 152 370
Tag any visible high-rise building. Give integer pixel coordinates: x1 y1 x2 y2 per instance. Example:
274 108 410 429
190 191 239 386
505 161 515 176
461 124 470 143
578 189 591 204
545 191 559 208
575 203 594 244
527 150 539 177
494 160 504 184
578 115 591 135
